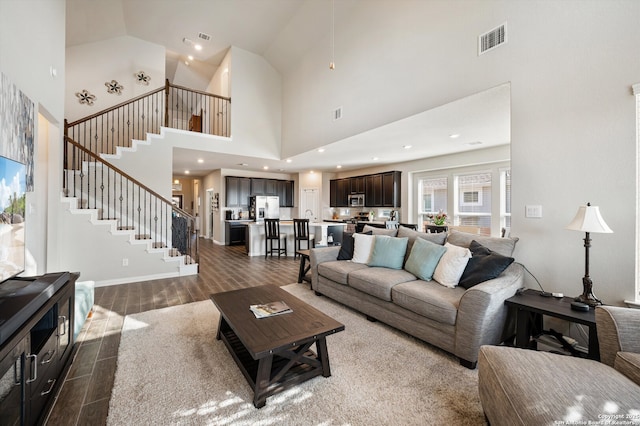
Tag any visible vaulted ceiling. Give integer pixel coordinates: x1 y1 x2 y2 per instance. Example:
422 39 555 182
65 0 510 175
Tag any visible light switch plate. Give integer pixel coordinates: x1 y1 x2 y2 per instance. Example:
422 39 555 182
525 205 542 218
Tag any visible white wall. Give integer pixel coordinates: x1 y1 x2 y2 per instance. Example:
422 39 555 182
229 47 282 159
0 0 66 275
65 35 165 122
279 1 640 305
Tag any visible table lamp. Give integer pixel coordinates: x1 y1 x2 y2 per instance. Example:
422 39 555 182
566 202 613 306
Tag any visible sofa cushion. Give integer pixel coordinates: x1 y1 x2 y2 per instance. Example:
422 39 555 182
397 226 447 264
433 243 472 288
362 224 398 237
446 230 518 257
348 267 417 301
615 352 640 387
337 230 372 260
404 237 447 281
318 261 369 285
368 235 408 270
458 240 515 289
352 233 375 263
392 280 465 325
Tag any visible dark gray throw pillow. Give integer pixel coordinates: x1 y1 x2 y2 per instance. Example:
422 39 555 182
337 230 372 260
458 240 514 289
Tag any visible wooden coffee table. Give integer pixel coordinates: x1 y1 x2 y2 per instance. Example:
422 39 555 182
210 285 345 408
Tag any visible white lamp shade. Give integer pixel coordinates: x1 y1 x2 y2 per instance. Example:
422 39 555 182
566 204 613 233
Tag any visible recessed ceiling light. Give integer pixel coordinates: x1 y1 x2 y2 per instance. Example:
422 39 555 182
184 61 189 66
318 148 325 153
263 166 269 170
185 170 190 174
286 159 292 163
449 134 461 139
194 44 202 51
310 171 315 174
174 179 179 184
403 145 412 149
336 165 342 169
188 55 194 61
372 157 379 161
197 158 204 163
466 141 483 146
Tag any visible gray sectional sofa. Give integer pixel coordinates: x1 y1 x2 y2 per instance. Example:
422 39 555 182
310 227 524 368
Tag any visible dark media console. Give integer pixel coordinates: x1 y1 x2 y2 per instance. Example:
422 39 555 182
0 272 78 426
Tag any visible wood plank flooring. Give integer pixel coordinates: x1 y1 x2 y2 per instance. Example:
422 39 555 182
46 239 303 425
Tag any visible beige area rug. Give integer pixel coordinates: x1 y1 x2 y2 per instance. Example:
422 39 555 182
107 284 485 425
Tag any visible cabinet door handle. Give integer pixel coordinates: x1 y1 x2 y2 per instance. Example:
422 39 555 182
13 358 20 385
58 315 67 336
40 349 55 365
40 378 56 396
26 354 37 383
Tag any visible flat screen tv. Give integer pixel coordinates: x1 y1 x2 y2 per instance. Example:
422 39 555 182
0 155 26 282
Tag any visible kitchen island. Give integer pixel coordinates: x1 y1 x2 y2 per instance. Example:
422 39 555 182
246 221 347 257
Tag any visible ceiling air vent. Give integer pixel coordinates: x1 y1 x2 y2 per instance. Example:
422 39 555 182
478 23 507 55
198 32 211 41
333 107 343 121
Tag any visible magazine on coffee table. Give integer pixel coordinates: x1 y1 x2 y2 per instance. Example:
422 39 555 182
250 301 292 318
250 301 293 319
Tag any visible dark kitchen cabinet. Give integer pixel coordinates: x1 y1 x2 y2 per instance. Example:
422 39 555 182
331 171 401 208
382 171 401 207
250 178 266 196
225 221 247 245
365 174 382 206
226 177 251 208
336 179 350 207
265 179 277 195
350 176 365 194
277 180 294 207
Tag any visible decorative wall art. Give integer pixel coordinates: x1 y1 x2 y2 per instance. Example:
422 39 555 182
76 89 96 106
105 80 123 95
0 72 35 191
134 71 151 85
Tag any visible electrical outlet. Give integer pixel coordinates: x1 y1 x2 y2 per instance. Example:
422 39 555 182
525 205 542 218
122 258 129 266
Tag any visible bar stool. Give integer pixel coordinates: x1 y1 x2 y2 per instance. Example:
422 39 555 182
293 218 315 258
264 219 287 258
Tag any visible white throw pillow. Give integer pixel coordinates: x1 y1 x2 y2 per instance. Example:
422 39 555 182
352 233 375 264
433 243 472 288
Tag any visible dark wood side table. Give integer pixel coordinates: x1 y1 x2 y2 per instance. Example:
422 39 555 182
504 289 599 361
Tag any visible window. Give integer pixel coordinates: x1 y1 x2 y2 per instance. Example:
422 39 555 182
500 168 511 232
418 177 447 229
413 161 509 237
455 172 492 235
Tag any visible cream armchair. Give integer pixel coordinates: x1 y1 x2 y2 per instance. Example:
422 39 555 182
478 306 640 425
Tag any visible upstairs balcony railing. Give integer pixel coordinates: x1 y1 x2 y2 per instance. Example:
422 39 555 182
63 136 198 266
64 79 230 156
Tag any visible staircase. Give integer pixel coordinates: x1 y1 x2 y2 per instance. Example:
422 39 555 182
62 80 231 284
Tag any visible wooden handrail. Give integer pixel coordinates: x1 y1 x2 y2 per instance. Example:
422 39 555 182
64 136 194 220
166 79 231 102
66 86 165 128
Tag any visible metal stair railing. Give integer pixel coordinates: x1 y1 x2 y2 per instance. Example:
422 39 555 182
65 79 230 157
63 136 198 266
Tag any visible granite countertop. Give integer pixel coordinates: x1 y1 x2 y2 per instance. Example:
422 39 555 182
225 219 252 223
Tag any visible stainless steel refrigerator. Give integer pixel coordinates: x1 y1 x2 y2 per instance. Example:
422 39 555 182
249 196 280 222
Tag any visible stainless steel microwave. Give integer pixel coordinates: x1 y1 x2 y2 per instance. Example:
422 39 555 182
349 194 365 207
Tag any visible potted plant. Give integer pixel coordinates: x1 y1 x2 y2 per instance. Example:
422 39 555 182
428 210 448 226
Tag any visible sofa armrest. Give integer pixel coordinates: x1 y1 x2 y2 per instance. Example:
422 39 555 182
596 306 640 368
310 246 340 290
454 262 524 364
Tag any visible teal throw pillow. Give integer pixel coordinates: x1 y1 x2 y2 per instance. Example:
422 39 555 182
367 235 408 270
404 237 448 281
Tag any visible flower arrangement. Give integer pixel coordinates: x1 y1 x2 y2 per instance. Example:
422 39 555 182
428 210 448 226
